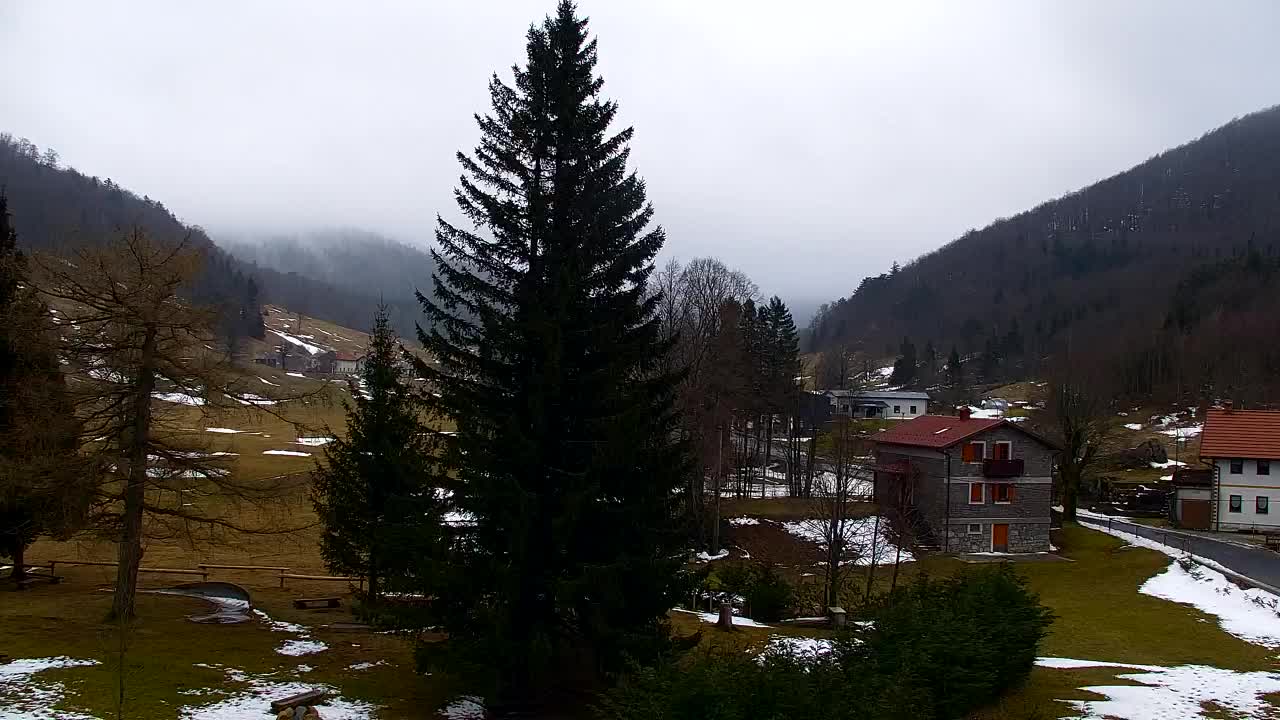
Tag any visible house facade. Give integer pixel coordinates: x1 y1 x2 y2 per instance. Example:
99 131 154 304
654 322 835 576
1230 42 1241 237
825 390 930 420
873 409 1058 553
1201 406 1280 532
333 352 363 375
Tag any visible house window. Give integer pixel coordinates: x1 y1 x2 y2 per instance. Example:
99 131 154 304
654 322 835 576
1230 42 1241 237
1259 460 1271 476
962 441 986 463
893 405 901 414
1230 459 1244 474
909 405 917 414
967 523 981 534
993 484 1012 504
969 483 984 504
1229 495 1242 513
1258 497 1270 515
993 441 1012 460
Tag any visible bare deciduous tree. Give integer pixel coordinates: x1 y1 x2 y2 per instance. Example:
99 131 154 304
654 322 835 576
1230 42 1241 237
36 229 313 619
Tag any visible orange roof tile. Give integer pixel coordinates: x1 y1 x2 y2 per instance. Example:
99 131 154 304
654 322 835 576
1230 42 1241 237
1200 408 1280 460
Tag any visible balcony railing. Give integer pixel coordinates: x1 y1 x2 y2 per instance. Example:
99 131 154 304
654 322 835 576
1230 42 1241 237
983 458 1025 478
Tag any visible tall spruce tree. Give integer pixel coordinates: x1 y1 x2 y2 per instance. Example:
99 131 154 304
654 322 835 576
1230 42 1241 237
414 1 690 703
312 304 444 603
0 192 91 583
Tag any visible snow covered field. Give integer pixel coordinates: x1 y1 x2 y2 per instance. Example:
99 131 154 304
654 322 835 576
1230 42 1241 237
781 516 914 566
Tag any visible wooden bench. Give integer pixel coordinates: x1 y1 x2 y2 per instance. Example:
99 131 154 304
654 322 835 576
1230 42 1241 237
293 597 341 609
270 689 327 713
279 573 363 589
197 563 290 574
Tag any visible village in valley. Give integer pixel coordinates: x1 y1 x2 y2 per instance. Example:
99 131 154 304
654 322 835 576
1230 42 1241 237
6 3 1280 720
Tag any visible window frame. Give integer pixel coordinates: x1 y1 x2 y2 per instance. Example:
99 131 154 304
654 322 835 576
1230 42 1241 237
1259 460 1271 476
909 405 917 414
992 483 1012 504
1230 459 1244 475
1258 496 1270 515
966 523 981 535
963 441 987 463
993 440 1013 461
1229 494 1243 513
893 404 901 414
968 482 985 504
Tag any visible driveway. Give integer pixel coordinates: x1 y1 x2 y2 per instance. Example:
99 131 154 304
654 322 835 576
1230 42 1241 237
1077 514 1280 590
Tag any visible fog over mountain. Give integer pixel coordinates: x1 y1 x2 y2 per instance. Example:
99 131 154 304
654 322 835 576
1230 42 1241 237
5 1 1280 318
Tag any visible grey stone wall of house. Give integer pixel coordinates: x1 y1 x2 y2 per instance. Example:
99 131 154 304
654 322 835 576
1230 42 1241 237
876 424 1057 554
944 521 1051 553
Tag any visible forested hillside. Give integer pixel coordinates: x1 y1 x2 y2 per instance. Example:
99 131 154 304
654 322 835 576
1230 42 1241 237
809 105 1280 405
221 230 434 338
0 134 420 341
0 133 263 342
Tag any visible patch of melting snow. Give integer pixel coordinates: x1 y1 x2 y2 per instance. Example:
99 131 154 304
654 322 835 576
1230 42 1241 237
438 696 486 719
671 607 772 628
286 372 306 378
348 661 389 671
182 664 374 719
294 437 333 446
0 656 101 720
263 450 311 457
1123 423 1143 431
761 635 834 657
729 517 761 526
258 377 279 387
206 427 246 434
295 664 313 674
1084 524 1280 648
250 610 328 657
276 639 329 656
695 549 729 562
268 329 323 355
1036 657 1280 720
781 516 913 565
1150 459 1188 469
154 391 206 406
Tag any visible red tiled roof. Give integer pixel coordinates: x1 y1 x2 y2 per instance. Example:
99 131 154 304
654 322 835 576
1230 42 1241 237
873 415 1004 449
1200 409 1280 461
334 351 360 362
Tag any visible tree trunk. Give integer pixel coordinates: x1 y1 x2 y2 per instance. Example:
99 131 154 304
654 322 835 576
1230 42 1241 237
11 542 26 584
711 425 723 554
863 514 881 603
890 542 903 592
764 415 773 491
111 326 156 622
804 435 817 497
1061 465 1080 521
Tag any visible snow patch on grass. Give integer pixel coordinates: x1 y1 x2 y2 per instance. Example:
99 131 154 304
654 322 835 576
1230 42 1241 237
268 329 323 355
154 391 205 406
0 656 100 720
181 664 374 719
671 607 771 628
728 517 761 526
276 639 328 657
263 450 311 457
1123 423 1143 431
762 635 834 657
695 549 729 562
294 437 333 446
438 696 486 719
781 516 913 565
1036 657 1280 720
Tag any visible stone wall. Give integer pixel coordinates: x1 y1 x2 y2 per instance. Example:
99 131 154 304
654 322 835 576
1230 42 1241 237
944 520 1051 553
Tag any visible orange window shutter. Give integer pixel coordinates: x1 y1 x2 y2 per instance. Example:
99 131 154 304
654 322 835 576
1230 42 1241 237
1009 485 1017 501
962 443 975 462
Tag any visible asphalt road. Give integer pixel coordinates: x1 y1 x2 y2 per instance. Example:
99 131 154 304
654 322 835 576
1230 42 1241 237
1078 515 1280 590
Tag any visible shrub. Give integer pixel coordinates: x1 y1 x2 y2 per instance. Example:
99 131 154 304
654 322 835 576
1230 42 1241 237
598 565 1053 720
745 564 795 622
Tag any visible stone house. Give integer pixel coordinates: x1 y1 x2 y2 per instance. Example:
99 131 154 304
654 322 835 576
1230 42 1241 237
872 408 1059 553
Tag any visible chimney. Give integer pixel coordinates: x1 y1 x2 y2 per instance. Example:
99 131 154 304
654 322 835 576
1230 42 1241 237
1224 400 1234 414
958 406 971 421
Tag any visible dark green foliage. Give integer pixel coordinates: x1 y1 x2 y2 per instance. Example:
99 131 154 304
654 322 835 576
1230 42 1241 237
0 191 91 578
311 304 446 602
598 566 1054 720
412 1 690 703
702 562 795 622
889 336 916 386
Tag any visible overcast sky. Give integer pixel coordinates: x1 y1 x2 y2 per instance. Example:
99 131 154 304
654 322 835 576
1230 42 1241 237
4 1 1280 316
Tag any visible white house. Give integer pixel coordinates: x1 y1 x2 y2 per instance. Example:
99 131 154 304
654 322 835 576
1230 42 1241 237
333 351 364 375
1201 405 1280 532
824 390 929 420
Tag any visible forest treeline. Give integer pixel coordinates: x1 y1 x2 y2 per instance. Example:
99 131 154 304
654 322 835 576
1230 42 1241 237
809 105 1280 406
0 134 425 340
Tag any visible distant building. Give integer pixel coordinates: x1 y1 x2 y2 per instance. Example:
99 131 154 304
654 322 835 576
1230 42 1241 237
872 407 1060 553
334 352 364 375
253 354 279 368
306 350 337 374
823 389 930 420
1201 404 1280 532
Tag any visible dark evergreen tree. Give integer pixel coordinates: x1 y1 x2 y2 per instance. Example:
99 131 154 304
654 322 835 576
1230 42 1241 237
0 192 91 582
947 345 963 386
412 2 690 703
889 336 917 386
312 304 445 603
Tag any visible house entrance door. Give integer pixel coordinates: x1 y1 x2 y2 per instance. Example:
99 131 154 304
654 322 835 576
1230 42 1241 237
992 523 1009 552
